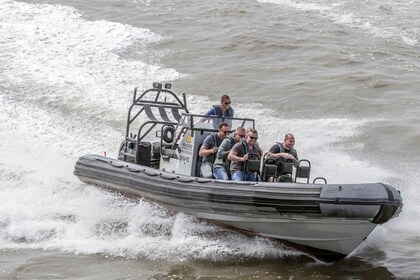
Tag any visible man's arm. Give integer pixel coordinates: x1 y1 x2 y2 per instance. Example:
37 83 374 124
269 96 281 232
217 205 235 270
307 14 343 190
199 108 216 122
266 145 295 160
199 136 217 157
227 143 248 162
216 139 231 159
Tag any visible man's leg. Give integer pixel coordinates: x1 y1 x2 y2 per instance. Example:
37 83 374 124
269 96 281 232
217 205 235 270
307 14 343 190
245 172 256 181
213 167 229 180
200 162 213 178
231 170 244 181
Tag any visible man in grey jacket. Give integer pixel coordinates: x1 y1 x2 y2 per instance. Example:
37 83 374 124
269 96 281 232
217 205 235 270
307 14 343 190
212 127 246 180
198 123 230 178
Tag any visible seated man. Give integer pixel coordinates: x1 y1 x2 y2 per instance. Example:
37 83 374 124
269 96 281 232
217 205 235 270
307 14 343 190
198 122 230 178
213 127 246 180
246 127 263 156
266 133 298 163
228 129 260 181
266 133 298 181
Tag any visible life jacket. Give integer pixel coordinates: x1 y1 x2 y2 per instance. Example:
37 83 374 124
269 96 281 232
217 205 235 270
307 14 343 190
241 139 258 156
213 134 223 148
276 142 297 162
228 134 237 147
221 135 238 163
212 105 234 118
202 134 222 163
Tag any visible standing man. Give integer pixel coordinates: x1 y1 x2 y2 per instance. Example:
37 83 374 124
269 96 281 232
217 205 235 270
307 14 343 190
213 127 246 180
200 95 234 128
205 95 234 118
199 123 230 178
228 129 260 181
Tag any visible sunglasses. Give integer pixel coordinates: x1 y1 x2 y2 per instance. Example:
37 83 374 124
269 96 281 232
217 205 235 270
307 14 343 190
224 102 231 105
249 136 258 140
222 130 230 134
238 134 246 138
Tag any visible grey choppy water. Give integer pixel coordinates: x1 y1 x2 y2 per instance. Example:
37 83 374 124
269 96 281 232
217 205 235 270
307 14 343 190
1 0 420 279
0 249 401 279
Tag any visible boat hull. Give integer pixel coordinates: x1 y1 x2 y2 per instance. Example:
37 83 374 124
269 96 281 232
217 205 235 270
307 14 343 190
74 154 402 261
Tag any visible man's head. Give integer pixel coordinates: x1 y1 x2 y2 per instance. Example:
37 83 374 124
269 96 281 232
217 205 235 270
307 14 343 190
246 128 258 145
234 127 246 142
283 133 295 150
217 122 230 139
220 95 231 109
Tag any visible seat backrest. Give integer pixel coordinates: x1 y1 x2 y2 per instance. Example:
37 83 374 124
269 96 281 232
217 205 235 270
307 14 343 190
294 159 311 183
137 141 152 166
244 152 261 174
278 161 293 175
262 163 278 180
245 158 261 172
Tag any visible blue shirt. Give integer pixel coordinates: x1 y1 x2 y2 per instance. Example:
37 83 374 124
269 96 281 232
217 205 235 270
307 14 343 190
205 105 234 118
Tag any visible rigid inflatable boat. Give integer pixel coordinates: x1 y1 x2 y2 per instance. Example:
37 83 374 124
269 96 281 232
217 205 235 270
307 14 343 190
74 82 403 261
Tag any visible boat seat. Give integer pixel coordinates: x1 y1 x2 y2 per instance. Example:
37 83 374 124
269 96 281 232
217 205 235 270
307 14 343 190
137 141 152 166
278 161 293 175
245 159 261 172
263 163 277 178
244 153 261 179
260 153 277 182
294 159 311 183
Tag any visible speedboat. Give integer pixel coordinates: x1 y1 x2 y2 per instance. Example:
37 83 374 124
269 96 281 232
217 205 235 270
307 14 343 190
74 82 403 261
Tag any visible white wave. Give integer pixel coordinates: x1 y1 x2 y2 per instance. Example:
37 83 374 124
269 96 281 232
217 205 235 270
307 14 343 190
0 0 298 261
0 94 302 261
257 0 419 46
0 0 184 119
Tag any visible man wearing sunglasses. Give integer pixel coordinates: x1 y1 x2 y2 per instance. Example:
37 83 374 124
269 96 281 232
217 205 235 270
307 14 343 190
205 95 234 118
198 122 230 178
228 129 260 181
213 127 246 180
200 95 234 128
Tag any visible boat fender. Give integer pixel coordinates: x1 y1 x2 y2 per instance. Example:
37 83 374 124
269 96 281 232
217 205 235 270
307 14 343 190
161 173 176 180
177 177 195 183
127 167 141 173
162 126 175 143
195 178 212 183
144 170 160 176
110 161 124 168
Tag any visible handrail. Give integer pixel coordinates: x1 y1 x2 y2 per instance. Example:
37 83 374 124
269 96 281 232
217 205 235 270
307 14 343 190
126 86 189 139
